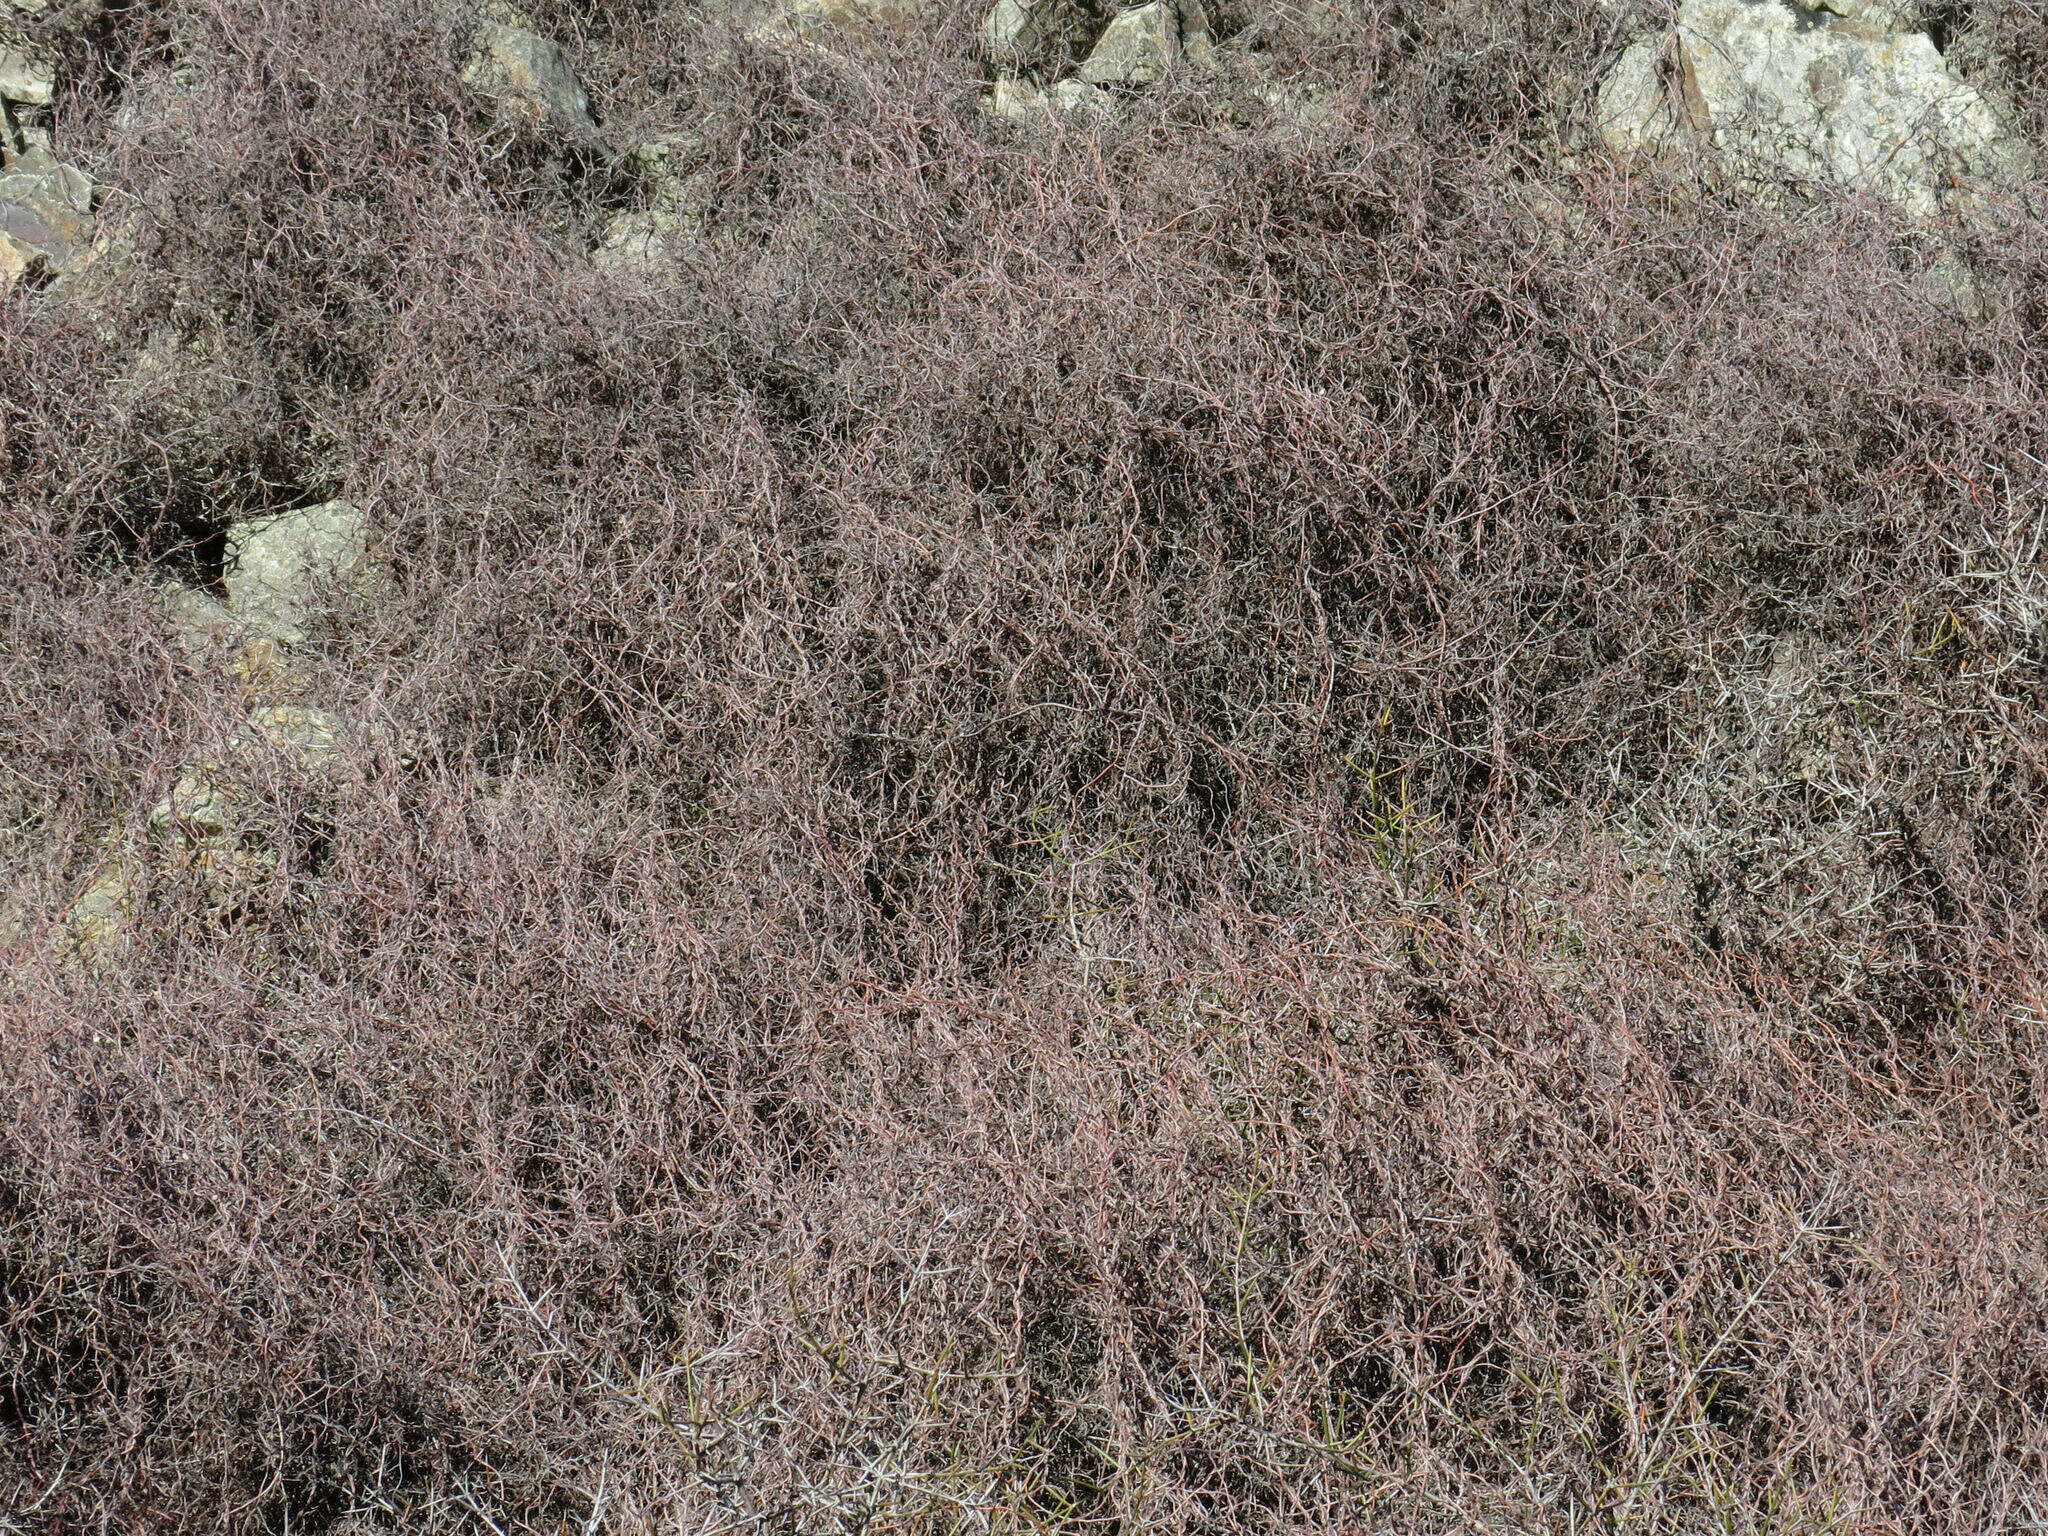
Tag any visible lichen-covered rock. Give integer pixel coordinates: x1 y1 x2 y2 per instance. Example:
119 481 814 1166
144 765 282 906
62 699 365 953
1173 0 1212 65
140 705 355 903
462 22 599 143
1813 0 1918 24
985 74 1044 120
0 146 94 295
597 209 674 272
1052 76 1107 113
1078 0 1179 85
1599 0 2030 217
980 0 1213 120
224 500 373 649
149 496 381 688
149 766 243 848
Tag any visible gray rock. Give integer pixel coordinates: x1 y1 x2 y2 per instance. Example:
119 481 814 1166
1916 243 1989 319
623 133 703 180
0 145 94 295
139 706 354 906
224 500 374 649
984 73 1046 120
1596 35 1682 161
981 0 1211 118
1813 0 1918 24
1599 0 2030 217
236 704 352 773
148 766 243 847
984 72 1106 121
982 0 1049 65
1050 76 1107 113
65 850 141 962
1680 0 2025 214
1078 1 1179 85
66 696 372 953
597 208 674 273
595 138 712 274
462 22 600 143
152 580 234 658
1255 76 1330 129
749 0 934 50
0 44 53 105
1173 0 1212 66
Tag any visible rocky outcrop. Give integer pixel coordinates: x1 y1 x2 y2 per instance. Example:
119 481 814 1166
64 846 140 960
0 6 56 157
982 0 1050 67
1599 0 2029 217
148 705 351 860
1810 0 1920 25
2 0 64 199
1596 35 1684 163
66 704 357 954
984 72 1107 120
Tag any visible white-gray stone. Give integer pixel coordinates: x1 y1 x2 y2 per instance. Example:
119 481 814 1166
224 500 373 648
1078 1 1178 85
982 0 1048 64
0 145 94 294
1679 0 2024 215
597 208 672 272
595 140 712 274
142 706 353 891
1813 0 1918 25
149 767 242 847
65 850 140 961
1597 35 1682 160
462 23 599 143
0 44 54 104
1174 0 1212 65
984 74 1045 121
1599 0 2030 217
236 705 351 773
749 0 933 49
984 72 1106 121
153 580 234 657
1050 77 1107 113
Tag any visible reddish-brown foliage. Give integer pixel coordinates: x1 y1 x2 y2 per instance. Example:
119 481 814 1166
4 0 2048 1529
